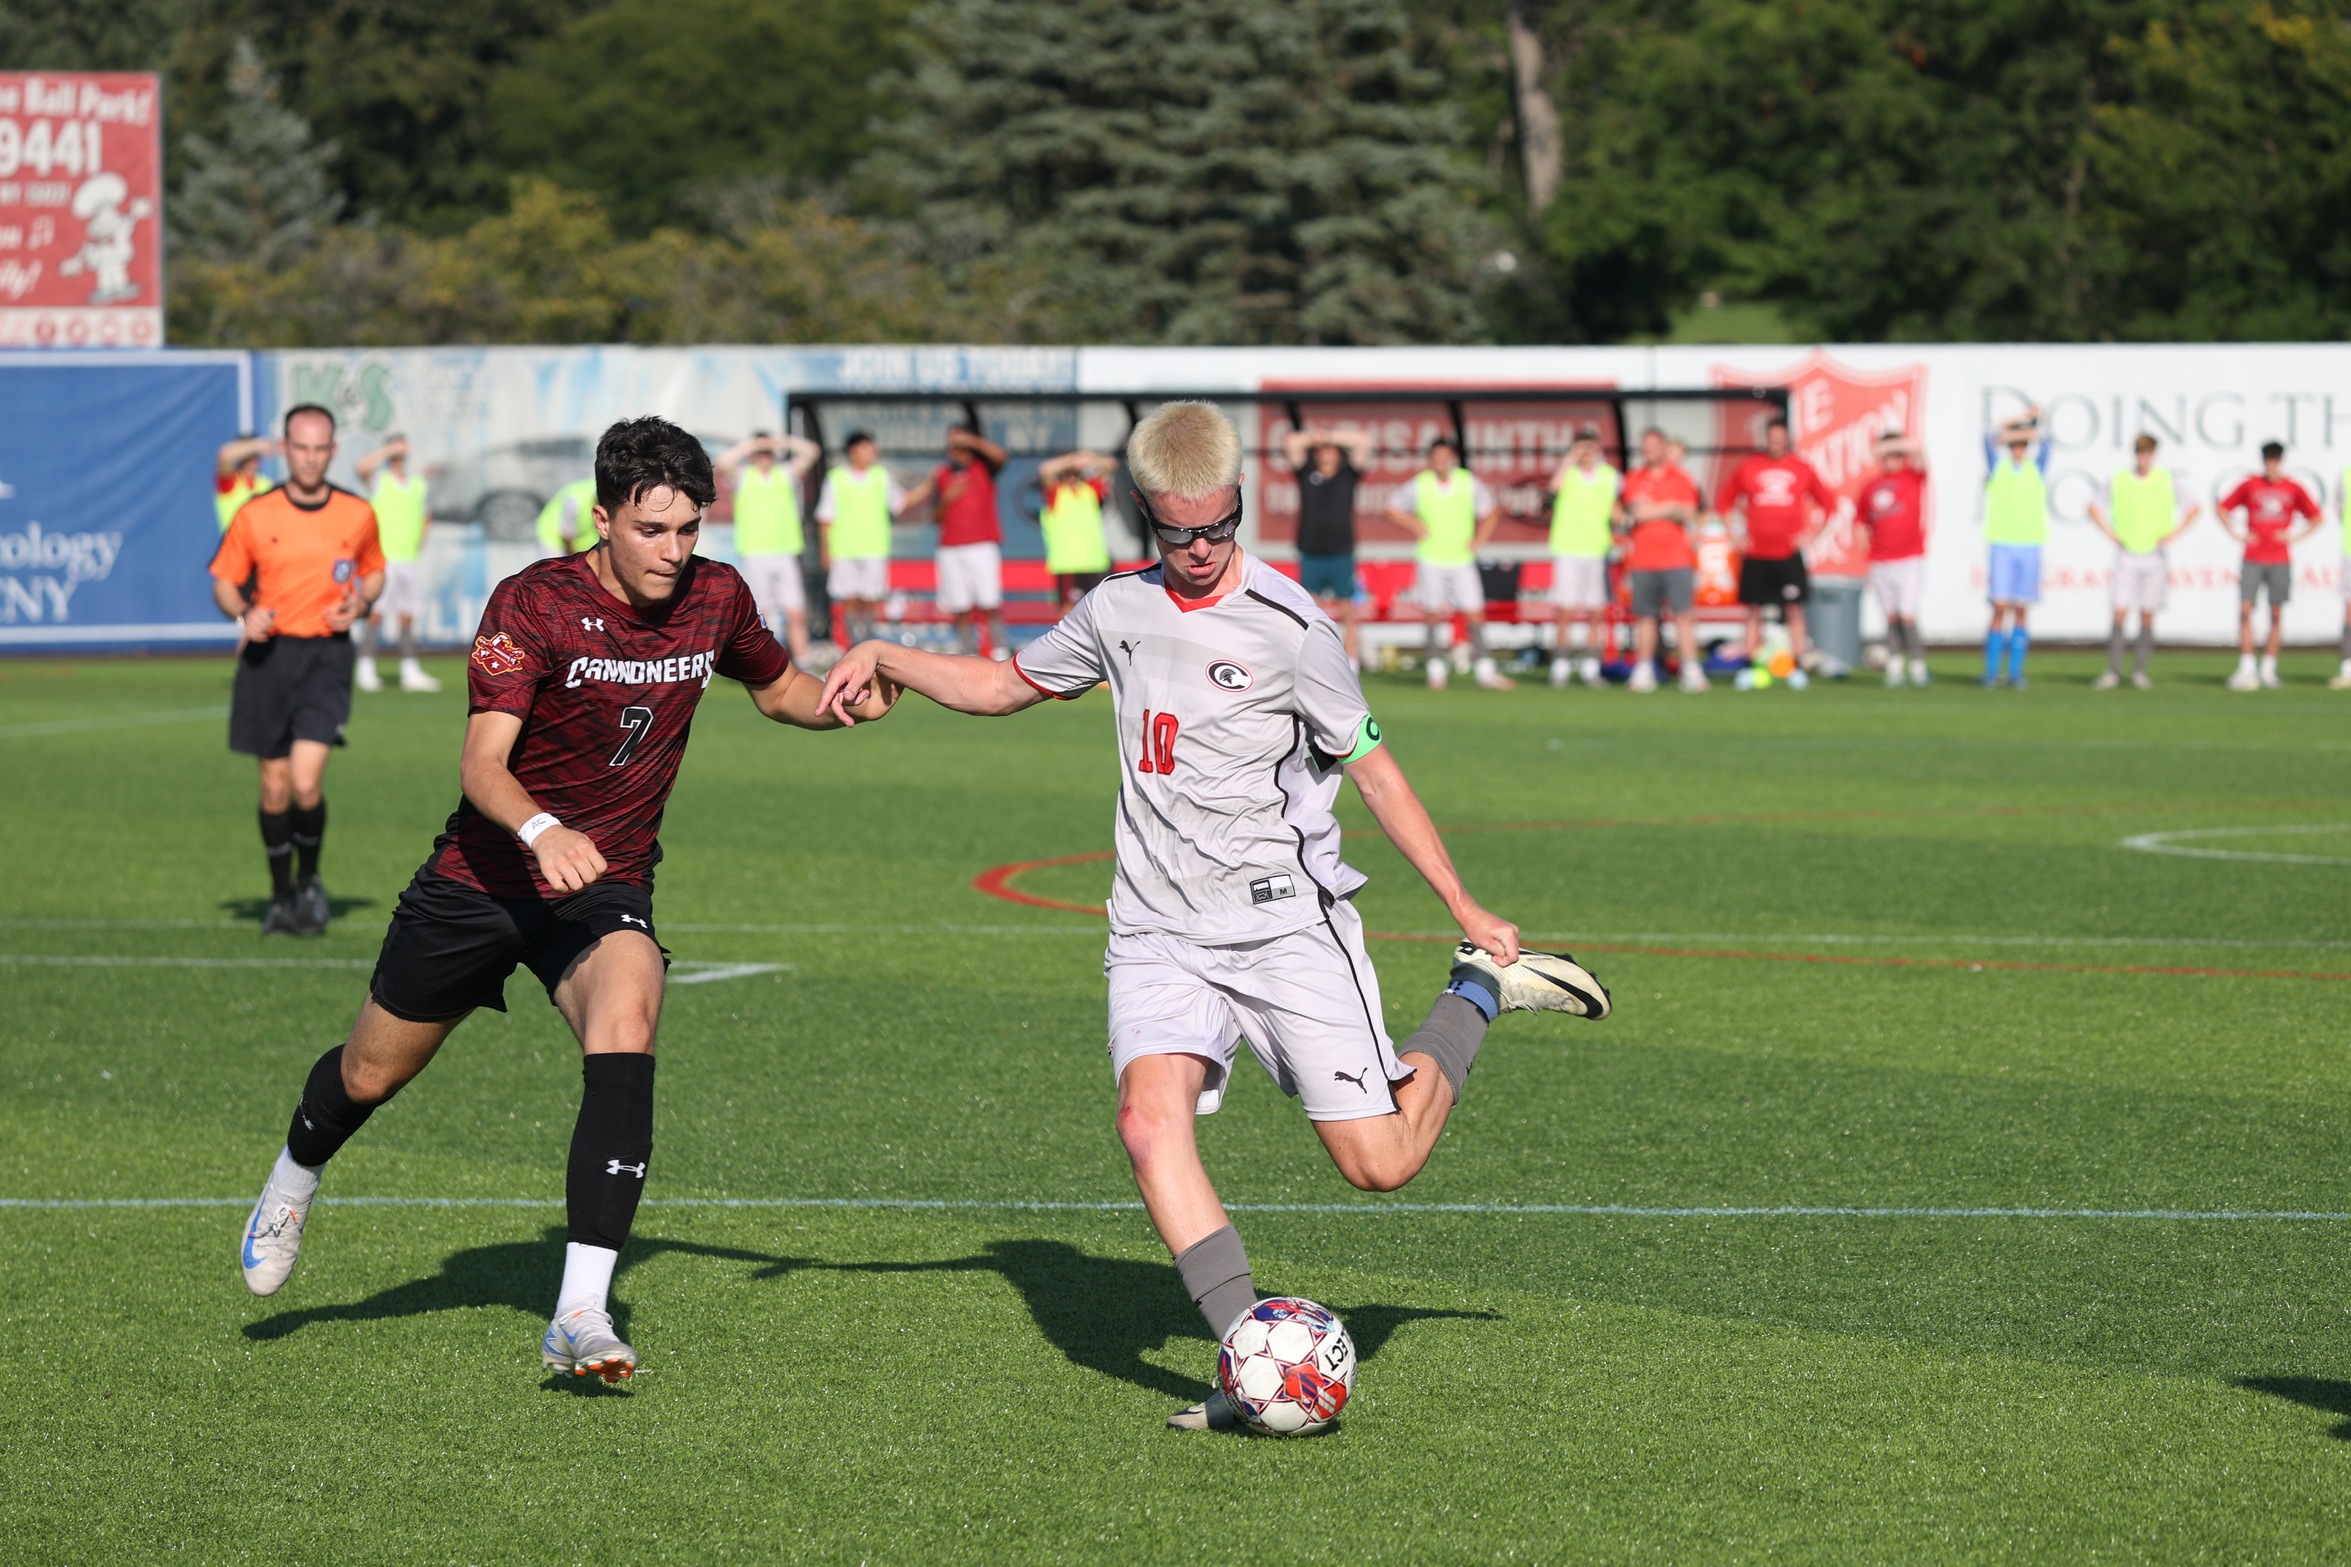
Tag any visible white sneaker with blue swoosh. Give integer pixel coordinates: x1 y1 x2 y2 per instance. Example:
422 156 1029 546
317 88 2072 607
542 1307 637 1383
239 1169 313 1297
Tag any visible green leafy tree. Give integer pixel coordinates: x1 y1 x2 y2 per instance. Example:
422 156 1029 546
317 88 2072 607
872 0 1492 344
487 0 914 234
172 39 346 269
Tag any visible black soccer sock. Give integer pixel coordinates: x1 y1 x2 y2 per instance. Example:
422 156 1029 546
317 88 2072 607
258 807 295 898
284 1045 383 1168
290 799 326 882
566 1053 656 1251
1175 1224 1256 1339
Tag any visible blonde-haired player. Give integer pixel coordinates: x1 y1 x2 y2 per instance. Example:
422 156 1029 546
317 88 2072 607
820 401 1609 1433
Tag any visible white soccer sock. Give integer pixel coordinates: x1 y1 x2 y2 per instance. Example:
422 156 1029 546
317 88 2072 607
271 1144 321 1204
556 1242 620 1319
1566 622 1589 651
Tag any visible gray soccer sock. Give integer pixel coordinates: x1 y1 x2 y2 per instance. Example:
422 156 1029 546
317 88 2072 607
2105 623 2127 675
1404 992 1492 1102
359 618 381 658
2342 618 2350 659
1175 1225 1256 1339
397 619 420 661
2134 621 2155 676
1425 618 1445 656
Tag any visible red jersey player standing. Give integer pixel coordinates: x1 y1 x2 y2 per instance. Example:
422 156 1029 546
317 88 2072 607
1853 429 1931 687
235 417 894 1381
1718 415 1835 684
2217 441 2322 690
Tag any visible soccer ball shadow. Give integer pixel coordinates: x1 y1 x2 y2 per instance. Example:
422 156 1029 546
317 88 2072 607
240 1223 814 1392
824 1238 1499 1410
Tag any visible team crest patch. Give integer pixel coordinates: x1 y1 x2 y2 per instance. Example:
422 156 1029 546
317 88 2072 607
332 559 355 584
1208 660 1251 691
471 631 527 677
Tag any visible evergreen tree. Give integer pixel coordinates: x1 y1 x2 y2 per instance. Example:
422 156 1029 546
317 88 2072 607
173 39 346 270
872 0 1491 344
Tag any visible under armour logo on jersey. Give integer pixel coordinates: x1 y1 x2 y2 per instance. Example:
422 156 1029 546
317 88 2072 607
581 616 606 632
606 1160 646 1178
1332 1068 1368 1093
619 914 648 929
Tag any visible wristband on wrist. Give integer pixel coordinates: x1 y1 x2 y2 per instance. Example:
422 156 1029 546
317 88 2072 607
517 812 561 848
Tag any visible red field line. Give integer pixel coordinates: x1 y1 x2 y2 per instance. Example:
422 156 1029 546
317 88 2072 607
970 800 2350 982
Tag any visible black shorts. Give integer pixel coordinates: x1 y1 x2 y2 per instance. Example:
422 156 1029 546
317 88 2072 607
229 633 355 759
1737 554 1811 607
369 867 668 1023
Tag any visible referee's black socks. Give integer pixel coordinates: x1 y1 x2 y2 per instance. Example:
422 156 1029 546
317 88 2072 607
284 1044 381 1168
289 799 326 883
258 807 295 898
566 1053 656 1252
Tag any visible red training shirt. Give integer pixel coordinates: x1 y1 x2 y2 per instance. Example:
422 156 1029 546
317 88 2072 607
431 552 789 900
933 457 1002 548
2219 476 2319 565
1718 454 1834 560
1621 464 1701 572
1856 467 1927 562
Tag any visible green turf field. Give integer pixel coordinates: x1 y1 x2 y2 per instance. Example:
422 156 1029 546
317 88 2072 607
5 647 2350 1563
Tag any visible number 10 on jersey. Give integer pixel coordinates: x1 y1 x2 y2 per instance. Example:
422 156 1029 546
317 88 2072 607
1136 709 1180 775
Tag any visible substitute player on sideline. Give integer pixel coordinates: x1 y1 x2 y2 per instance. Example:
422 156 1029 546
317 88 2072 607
355 434 437 693
216 433 276 531
902 424 1012 657
1620 428 1706 693
1720 416 1833 687
236 416 892 1382
816 431 906 649
818 402 1608 1433
1383 436 1513 690
1040 449 1120 610
210 404 384 938
1982 407 2049 688
1542 423 1619 687
2088 434 2199 690
2217 442 2322 691
718 430 821 664
1853 429 1931 687
1281 422 1374 669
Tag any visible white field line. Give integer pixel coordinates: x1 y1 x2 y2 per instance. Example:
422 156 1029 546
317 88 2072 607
2118 823 2351 867
0 954 783 983
0 705 228 740
4 919 2348 952
3 1195 2349 1222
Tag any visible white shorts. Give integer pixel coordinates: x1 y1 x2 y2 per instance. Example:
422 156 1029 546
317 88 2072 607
1415 562 1485 614
936 541 1003 613
2111 551 2168 613
740 553 805 621
1549 555 1608 611
375 559 424 622
827 556 889 603
1105 899 1405 1123
1868 556 1925 621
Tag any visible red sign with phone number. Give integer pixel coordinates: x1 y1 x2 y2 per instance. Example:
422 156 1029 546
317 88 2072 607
0 73 163 348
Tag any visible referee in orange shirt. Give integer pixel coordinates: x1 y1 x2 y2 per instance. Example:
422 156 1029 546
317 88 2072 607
209 404 385 936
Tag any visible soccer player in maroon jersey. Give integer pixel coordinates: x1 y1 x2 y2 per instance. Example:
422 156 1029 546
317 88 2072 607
235 416 893 1381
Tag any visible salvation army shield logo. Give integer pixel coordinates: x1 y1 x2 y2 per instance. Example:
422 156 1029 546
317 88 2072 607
1711 350 1930 577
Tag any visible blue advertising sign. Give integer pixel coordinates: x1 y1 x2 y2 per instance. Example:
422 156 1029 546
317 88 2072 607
0 350 252 650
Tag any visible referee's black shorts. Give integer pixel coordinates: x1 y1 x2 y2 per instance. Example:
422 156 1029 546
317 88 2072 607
369 866 669 1022
229 632 356 759
1736 553 1811 608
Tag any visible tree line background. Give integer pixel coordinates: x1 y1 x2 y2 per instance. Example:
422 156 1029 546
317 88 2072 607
12 0 2351 347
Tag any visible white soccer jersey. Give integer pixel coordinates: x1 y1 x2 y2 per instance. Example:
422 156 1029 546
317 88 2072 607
1014 556 1379 944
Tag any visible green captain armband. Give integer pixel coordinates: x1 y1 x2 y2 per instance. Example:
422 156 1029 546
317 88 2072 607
1342 715 1384 764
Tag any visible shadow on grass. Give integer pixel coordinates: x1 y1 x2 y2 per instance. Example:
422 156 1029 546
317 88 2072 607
826 1238 1498 1401
2237 1376 2351 1439
219 893 379 924
242 1224 811 1355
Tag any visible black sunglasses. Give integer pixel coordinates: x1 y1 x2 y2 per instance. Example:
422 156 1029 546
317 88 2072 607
1133 487 1245 548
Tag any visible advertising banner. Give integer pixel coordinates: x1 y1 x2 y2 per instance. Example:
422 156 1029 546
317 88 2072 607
0 352 251 645
0 73 164 349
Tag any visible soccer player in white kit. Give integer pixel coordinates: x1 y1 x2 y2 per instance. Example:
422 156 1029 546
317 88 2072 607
820 403 1609 1431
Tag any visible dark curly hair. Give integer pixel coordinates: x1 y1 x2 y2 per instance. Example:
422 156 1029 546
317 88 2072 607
595 416 717 514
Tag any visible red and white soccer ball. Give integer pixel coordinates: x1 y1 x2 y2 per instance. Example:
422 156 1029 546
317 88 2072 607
1217 1297 1355 1435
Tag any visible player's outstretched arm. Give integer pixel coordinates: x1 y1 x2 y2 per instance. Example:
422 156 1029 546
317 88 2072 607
458 710 607 892
820 640 1046 725
747 665 898 730
1344 746 1520 965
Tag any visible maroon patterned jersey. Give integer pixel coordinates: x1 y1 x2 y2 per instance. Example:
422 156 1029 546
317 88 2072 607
429 552 789 899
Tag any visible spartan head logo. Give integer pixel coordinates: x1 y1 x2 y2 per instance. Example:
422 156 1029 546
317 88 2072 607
1208 660 1251 691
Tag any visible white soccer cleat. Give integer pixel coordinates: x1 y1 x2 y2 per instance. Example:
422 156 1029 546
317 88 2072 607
1549 657 1571 688
1473 657 1516 691
542 1307 637 1384
1626 661 1657 694
1578 656 1602 686
1168 1389 1241 1432
1884 661 1905 688
1910 659 1932 687
2226 663 2261 692
354 657 383 694
398 661 441 693
1452 941 1611 1020
240 1173 313 1297
2330 662 2351 690
2091 670 2121 690
1678 666 1710 693
2260 660 2282 689
1425 658 1448 690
